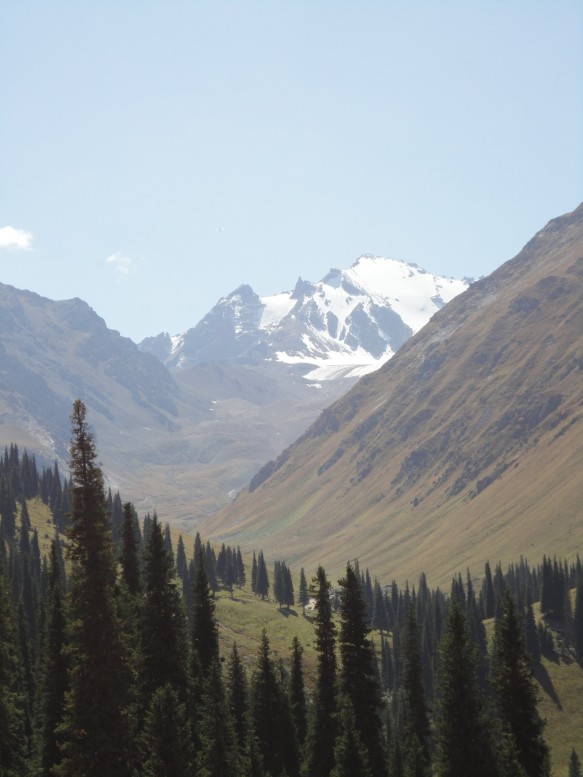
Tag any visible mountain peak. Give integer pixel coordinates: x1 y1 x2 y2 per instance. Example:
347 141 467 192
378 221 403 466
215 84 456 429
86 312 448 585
141 256 468 378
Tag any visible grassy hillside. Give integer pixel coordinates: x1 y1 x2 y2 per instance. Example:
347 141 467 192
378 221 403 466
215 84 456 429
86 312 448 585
200 204 583 588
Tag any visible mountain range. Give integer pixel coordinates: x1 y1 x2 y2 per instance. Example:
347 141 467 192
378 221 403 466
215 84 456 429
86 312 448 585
139 256 467 381
0 255 464 526
200 203 583 585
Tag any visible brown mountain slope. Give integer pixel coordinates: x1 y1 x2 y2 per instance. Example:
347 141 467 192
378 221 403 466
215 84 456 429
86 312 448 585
200 204 583 585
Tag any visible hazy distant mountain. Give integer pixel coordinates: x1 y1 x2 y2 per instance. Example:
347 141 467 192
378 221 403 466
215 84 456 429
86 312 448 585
0 256 466 525
140 256 468 381
200 203 583 585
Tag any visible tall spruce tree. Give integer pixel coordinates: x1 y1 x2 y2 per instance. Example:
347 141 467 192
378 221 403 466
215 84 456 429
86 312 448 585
36 540 68 777
0 556 27 776
139 514 188 707
139 683 194 777
400 603 431 773
227 642 249 755
191 553 219 676
289 635 307 748
330 697 372 777
491 590 550 777
255 551 269 600
570 748 582 777
55 400 131 777
574 578 583 664
251 629 300 777
298 567 309 614
305 566 338 777
337 564 386 777
120 501 141 595
196 658 240 777
433 601 496 777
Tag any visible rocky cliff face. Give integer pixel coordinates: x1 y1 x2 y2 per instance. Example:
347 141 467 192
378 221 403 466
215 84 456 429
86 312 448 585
140 256 468 380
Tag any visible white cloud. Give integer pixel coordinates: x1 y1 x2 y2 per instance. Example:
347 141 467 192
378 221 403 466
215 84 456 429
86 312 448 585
106 252 136 281
0 226 33 250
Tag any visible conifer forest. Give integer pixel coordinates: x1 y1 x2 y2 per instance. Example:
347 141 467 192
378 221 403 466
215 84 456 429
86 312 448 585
1 400 582 776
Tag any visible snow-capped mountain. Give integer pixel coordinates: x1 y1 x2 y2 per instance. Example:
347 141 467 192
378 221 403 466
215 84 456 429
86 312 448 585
141 256 469 380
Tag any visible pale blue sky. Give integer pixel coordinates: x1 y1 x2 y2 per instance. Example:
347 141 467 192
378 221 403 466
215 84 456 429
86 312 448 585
1 2 581 342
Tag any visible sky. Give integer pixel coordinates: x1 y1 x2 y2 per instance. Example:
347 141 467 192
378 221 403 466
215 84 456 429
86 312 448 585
1 2 582 343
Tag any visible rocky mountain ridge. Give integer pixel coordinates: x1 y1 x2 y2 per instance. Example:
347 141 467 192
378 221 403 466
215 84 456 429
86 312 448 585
140 256 468 381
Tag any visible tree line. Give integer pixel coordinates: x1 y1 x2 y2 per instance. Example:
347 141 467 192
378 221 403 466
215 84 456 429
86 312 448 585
0 401 582 776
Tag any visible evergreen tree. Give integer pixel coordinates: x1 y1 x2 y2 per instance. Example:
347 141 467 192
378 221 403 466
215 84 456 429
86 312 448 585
139 683 194 777
289 636 307 748
251 551 258 593
196 658 240 777
251 630 300 777
305 566 337 777
574 578 583 664
372 578 390 632
330 697 372 777
0 557 27 776
524 598 541 665
36 540 68 777
400 604 431 772
205 541 219 591
227 642 249 754
176 534 187 582
433 602 496 777
255 551 269 600
191 555 219 676
139 514 188 706
491 590 550 777
298 567 309 614
55 400 132 777
236 546 246 588
570 748 582 777
224 546 236 597
337 564 386 777
120 501 141 595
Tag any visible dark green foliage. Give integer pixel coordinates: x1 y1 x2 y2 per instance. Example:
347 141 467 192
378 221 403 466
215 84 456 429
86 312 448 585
289 636 307 747
274 560 294 608
491 590 550 777
0 557 27 776
196 658 240 777
400 604 430 768
120 501 141 595
330 697 372 777
36 541 68 777
298 566 309 614
236 546 246 588
251 630 300 777
139 683 194 777
205 541 219 591
251 550 257 593
227 643 249 753
574 578 583 664
524 598 541 665
191 554 219 676
570 748 582 777
139 513 188 705
337 564 386 777
55 400 132 777
372 578 389 632
255 551 269 600
433 602 496 777
305 566 337 777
